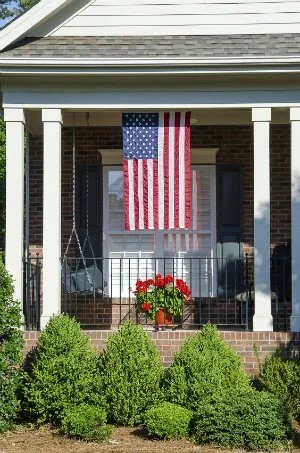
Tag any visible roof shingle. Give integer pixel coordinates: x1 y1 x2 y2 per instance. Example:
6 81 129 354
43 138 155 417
2 35 300 59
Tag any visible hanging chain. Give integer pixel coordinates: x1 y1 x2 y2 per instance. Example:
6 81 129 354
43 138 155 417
82 112 97 264
72 123 76 230
86 167 89 233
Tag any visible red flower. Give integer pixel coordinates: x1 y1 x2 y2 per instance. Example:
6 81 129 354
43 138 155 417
141 303 152 312
136 279 147 293
155 277 165 288
176 279 191 298
155 273 162 280
146 278 155 287
165 274 174 284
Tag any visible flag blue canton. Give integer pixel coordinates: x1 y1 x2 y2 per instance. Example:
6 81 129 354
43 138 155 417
122 113 159 160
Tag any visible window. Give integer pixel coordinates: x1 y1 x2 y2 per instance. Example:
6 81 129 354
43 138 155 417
103 165 216 297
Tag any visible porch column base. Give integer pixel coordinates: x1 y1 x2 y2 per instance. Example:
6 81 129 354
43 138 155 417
40 313 59 330
253 314 273 332
290 316 300 333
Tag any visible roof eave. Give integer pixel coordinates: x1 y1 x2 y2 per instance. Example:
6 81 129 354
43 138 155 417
1 57 300 75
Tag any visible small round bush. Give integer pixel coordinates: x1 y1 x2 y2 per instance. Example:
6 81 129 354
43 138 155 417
260 354 300 420
0 262 24 432
61 404 112 442
162 323 250 410
192 389 291 451
144 402 193 440
22 314 104 425
103 321 163 426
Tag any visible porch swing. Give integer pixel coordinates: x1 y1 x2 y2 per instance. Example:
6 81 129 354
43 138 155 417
61 119 106 295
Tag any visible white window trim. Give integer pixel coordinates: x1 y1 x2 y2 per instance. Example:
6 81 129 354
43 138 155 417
103 162 217 297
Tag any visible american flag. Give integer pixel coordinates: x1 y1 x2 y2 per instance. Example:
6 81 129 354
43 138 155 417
122 112 191 230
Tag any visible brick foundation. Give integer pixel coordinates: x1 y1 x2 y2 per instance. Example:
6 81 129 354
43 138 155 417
24 330 300 378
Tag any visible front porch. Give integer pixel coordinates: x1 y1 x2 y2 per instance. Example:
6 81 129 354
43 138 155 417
8 108 297 333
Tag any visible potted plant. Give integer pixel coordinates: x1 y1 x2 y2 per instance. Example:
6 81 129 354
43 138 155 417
134 274 191 327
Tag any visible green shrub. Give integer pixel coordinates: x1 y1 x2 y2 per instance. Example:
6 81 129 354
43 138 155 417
260 353 300 420
103 321 163 426
144 402 193 440
61 404 112 442
0 261 23 432
192 389 291 451
162 323 250 410
22 314 104 425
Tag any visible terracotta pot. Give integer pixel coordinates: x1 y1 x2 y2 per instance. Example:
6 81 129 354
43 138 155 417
155 308 174 326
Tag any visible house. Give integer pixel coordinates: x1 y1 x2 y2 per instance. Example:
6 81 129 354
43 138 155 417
1 0 300 342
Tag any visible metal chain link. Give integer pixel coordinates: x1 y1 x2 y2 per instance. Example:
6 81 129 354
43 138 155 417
62 115 93 287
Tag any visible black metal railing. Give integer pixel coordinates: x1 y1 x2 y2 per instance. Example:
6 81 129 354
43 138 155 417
23 254 42 330
24 255 291 331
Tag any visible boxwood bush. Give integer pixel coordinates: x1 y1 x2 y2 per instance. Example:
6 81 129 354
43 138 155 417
102 321 163 426
0 262 24 432
61 404 112 442
22 314 104 425
192 389 291 450
162 323 250 410
260 353 300 420
144 402 193 440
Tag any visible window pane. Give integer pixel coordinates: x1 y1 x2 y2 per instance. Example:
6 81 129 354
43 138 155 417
108 170 124 231
108 234 155 297
191 167 211 231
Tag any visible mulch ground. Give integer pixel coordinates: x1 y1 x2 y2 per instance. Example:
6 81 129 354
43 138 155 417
0 426 300 453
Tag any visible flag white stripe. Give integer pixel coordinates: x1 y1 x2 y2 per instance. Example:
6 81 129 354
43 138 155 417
158 112 164 229
128 160 135 230
138 159 144 229
168 112 175 229
147 159 154 229
192 170 198 251
179 113 186 228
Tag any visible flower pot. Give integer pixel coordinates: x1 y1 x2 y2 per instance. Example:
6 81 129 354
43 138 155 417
155 308 174 326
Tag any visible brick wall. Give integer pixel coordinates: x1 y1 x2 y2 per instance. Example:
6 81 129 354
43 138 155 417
29 124 291 254
24 330 300 377
28 125 292 328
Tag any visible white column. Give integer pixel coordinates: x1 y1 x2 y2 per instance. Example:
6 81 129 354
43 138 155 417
252 108 273 331
4 108 25 305
290 108 300 332
41 109 62 328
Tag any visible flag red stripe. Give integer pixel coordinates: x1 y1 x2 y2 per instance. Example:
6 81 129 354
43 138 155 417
143 160 148 230
185 112 191 229
153 158 158 229
164 112 170 230
123 160 130 230
174 112 181 229
133 159 139 230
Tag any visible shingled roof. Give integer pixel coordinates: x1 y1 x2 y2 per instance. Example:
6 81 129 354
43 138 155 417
2 34 300 59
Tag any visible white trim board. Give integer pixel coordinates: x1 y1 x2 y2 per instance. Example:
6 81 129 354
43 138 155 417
99 148 219 165
0 0 74 52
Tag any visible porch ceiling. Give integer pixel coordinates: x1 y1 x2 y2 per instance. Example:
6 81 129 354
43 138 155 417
25 108 290 136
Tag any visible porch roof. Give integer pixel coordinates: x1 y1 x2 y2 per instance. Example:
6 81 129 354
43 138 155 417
3 34 300 60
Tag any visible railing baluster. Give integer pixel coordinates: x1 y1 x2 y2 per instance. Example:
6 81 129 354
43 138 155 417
22 253 290 333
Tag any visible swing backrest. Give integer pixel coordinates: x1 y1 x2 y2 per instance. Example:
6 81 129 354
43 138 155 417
64 263 107 294
61 262 77 294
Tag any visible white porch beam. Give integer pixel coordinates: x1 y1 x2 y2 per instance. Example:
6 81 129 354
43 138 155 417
41 108 62 329
252 107 273 331
4 108 25 307
290 108 300 332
